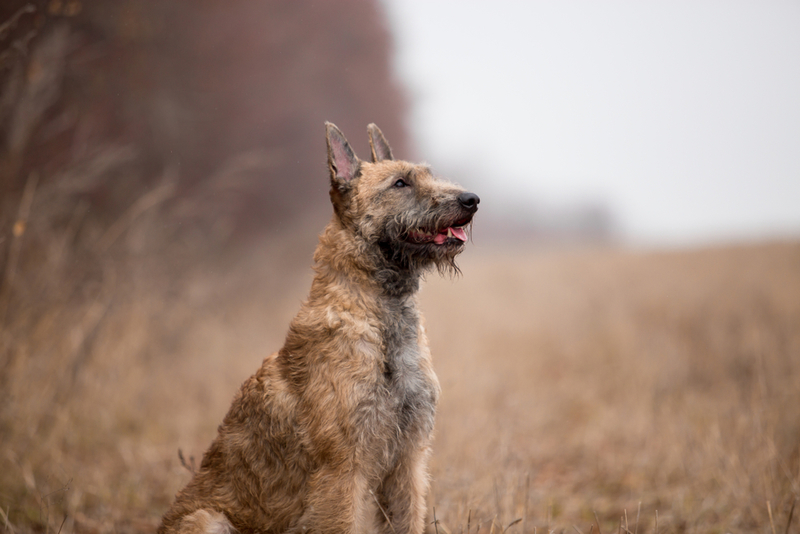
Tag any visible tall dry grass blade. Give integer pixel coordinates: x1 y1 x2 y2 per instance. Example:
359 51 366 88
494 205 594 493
55 297 114 402
768 501 777 534
634 503 640 534
467 509 471 534
0 3 36 40
624 510 628 534
653 510 657 534
95 172 177 253
785 499 797 534
433 507 440 534
493 480 501 525
573 526 585 534
0 505 17 534
593 511 602 534
1 171 38 325
502 518 522 534
52 199 88 268
177 449 196 475
523 473 529 534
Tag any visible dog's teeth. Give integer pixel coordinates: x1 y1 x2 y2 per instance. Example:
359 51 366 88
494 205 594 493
411 228 435 238
446 228 453 238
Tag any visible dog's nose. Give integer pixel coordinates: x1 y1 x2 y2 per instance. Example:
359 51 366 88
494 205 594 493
458 192 480 212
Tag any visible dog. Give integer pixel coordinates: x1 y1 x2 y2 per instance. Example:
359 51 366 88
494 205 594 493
158 122 479 534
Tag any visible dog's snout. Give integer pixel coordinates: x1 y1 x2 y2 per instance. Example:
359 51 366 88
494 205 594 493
458 192 480 212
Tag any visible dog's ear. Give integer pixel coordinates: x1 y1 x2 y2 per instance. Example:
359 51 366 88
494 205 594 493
367 123 394 162
326 122 360 185
325 122 360 219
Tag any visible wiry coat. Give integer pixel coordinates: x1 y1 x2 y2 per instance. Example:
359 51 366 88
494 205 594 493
158 123 479 534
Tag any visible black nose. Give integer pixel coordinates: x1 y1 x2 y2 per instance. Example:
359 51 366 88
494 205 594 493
458 192 480 212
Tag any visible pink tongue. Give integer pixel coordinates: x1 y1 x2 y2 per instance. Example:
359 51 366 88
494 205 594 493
433 227 467 245
451 227 467 241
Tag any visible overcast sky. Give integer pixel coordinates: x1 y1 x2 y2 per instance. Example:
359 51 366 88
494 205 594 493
381 1 800 245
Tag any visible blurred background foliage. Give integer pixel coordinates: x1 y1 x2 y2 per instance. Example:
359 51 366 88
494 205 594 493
0 0 407 235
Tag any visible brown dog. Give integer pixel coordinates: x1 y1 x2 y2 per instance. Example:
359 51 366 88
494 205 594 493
158 123 479 534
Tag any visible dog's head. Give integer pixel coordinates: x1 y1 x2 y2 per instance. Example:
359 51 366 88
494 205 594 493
325 122 479 278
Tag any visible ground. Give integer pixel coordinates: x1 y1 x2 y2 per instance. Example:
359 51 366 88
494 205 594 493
1 235 798 534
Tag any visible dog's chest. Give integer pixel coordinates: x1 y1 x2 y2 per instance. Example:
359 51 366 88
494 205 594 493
380 304 437 436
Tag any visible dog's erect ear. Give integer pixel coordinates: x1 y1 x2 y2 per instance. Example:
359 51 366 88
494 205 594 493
326 122 360 184
367 123 394 162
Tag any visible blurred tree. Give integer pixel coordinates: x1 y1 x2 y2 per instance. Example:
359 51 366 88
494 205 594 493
0 0 407 236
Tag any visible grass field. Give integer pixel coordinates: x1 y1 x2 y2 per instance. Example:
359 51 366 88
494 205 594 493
424 242 800 534
1 225 798 534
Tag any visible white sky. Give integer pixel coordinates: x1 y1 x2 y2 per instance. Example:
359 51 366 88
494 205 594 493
381 0 800 245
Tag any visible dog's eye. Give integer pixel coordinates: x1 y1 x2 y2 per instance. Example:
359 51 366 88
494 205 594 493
393 179 409 188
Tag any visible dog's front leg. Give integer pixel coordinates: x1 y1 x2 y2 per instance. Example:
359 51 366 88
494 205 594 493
296 464 372 534
375 443 432 534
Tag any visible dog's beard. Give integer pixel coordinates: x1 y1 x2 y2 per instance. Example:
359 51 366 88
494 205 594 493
380 238 463 277
377 218 471 278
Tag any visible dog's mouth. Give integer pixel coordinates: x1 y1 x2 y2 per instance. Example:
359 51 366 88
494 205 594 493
406 217 472 245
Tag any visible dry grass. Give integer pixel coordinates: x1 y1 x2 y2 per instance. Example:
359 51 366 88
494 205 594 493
1 196 799 534
423 242 800 534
